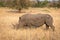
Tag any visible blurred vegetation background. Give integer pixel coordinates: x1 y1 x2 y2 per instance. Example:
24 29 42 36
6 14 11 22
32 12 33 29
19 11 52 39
0 0 60 12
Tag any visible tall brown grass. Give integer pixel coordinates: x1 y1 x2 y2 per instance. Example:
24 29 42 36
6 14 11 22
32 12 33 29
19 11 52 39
0 7 60 40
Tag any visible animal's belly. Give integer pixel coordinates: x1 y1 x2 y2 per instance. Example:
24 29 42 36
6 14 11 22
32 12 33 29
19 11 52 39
31 21 44 27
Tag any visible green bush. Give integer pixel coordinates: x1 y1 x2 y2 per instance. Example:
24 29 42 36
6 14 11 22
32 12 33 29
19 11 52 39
33 0 48 7
7 0 30 12
0 2 5 7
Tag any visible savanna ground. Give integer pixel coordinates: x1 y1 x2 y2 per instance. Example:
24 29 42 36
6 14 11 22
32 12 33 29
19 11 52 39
0 7 60 40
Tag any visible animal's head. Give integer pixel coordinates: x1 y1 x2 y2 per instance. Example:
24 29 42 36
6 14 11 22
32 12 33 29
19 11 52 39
12 23 20 30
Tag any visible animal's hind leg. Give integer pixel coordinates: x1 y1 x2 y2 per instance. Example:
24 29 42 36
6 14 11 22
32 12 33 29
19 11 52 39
45 24 49 30
49 24 55 31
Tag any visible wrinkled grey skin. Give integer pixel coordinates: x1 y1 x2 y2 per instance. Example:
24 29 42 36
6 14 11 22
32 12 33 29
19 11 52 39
17 14 55 31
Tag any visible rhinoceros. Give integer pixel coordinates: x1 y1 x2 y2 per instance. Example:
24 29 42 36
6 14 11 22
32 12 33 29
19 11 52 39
17 14 55 31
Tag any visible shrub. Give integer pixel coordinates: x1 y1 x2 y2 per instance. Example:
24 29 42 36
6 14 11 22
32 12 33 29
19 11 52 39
0 2 5 7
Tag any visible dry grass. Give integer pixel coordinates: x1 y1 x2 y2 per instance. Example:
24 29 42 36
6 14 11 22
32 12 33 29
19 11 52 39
0 7 60 40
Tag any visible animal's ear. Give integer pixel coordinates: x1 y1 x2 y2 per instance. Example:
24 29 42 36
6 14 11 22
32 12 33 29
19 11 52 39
19 17 21 20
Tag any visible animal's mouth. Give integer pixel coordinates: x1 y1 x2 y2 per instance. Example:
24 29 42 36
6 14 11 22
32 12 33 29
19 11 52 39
12 23 19 29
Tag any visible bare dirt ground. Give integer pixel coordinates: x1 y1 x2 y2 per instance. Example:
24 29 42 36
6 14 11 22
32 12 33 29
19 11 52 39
0 7 60 40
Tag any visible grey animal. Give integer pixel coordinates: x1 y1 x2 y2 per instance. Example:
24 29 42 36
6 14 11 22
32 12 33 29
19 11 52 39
17 14 55 31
